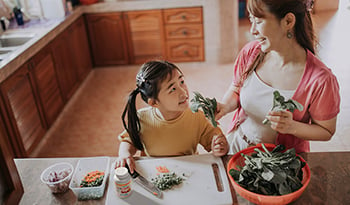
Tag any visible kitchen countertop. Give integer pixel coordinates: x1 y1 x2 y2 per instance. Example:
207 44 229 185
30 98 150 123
14 152 350 204
0 0 238 82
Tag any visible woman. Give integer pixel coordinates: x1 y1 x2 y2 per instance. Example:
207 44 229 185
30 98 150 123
215 0 340 154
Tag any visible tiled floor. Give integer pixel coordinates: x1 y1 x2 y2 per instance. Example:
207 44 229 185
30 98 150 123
31 2 350 158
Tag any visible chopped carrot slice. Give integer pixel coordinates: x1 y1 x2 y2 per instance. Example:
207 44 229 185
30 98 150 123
156 166 169 173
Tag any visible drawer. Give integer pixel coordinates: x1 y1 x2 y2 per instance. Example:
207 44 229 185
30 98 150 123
163 7 202 24
165 24 203 39
166 39 204 62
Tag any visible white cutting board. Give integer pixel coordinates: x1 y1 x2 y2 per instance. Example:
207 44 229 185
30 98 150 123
105 154 232 205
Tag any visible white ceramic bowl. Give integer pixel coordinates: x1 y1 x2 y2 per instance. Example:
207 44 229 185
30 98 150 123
40 162 74 194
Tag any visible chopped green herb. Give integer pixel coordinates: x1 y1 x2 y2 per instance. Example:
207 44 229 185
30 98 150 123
151 172 184 191
190 91 218 127
263 91 304 124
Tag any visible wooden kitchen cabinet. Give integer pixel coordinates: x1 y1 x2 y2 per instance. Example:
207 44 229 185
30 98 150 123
0 62 46 157
86 12 129 66
30 46 64 127
70 16 92 82
0 116 23 205
163 7 204 62
51 16 92 102
0 16 92 157
51 26 79 102
85 7 203 65
124 10 165 64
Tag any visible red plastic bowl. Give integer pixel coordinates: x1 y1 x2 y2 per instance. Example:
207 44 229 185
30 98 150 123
226 144 310 205
79 0 98 5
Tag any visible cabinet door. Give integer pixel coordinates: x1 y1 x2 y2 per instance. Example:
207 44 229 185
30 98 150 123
125 10 165 64
51 30 79 102
0 117 23 205
166 39 204 62
86 13 129 66
70 16 92 82
0 63 46 157
30 46 64 127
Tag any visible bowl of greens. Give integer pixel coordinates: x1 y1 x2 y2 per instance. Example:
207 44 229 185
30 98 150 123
227 143 310 205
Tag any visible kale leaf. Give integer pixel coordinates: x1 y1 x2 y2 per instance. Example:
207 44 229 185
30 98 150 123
229 144 305 196
262 90 304 124
190 91 218 127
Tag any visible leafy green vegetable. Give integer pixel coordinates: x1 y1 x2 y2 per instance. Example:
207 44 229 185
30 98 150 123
229 144 305 196
263 91 304 124
190 91 218 127
151 172 184 191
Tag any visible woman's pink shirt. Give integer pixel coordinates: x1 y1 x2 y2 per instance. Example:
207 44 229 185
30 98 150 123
228 41 340 153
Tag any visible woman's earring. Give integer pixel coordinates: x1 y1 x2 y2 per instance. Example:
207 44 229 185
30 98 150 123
287 31 293 39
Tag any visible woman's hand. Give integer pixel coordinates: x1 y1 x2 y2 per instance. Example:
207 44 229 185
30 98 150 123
211 134 229 156
115 155 135 173
215 102 229 121
215 87 240 121
266 110 296 134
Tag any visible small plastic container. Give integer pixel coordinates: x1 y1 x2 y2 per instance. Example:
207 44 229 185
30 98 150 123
40 162 74 194
69 157 110 200
114 167 132 198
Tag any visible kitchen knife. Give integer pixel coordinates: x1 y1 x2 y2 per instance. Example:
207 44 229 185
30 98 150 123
125 164 162 198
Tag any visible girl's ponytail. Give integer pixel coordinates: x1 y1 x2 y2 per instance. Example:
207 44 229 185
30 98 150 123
122 88 144 150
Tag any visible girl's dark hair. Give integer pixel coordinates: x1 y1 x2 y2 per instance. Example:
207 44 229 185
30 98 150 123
238 0 316 87
122 60 182 150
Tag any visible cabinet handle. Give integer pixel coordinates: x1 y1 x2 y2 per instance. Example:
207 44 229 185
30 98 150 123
183 50 189 55
181 15 187 20
182 30 188 35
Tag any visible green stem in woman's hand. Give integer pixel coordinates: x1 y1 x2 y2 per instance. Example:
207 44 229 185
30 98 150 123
262 91 304 125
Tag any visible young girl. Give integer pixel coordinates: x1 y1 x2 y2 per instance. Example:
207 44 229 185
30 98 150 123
116 60 228 172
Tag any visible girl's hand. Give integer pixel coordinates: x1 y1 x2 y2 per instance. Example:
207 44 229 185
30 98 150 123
211 134 229 156
266 110 296 134
115 156 135 173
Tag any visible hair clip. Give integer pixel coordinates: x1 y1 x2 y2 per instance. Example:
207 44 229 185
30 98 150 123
305 0 314 11
136 73 146 83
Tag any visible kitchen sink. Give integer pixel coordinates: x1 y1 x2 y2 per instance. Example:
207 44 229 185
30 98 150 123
0 50 11 54
0 32 36 48
0 37 33 47
0 32 37 62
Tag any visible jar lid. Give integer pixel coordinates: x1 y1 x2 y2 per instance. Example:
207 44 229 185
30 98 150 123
115 167 128 176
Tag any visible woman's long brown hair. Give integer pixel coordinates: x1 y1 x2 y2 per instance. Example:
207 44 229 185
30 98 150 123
237 0 316 86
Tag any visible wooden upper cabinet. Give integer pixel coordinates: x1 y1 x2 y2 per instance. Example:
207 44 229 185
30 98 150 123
70 16 92 82
163 7 204 62
124 10 165 64
51 28 79 102
30 46 64 127
86 13 129 66
0 63 46 157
